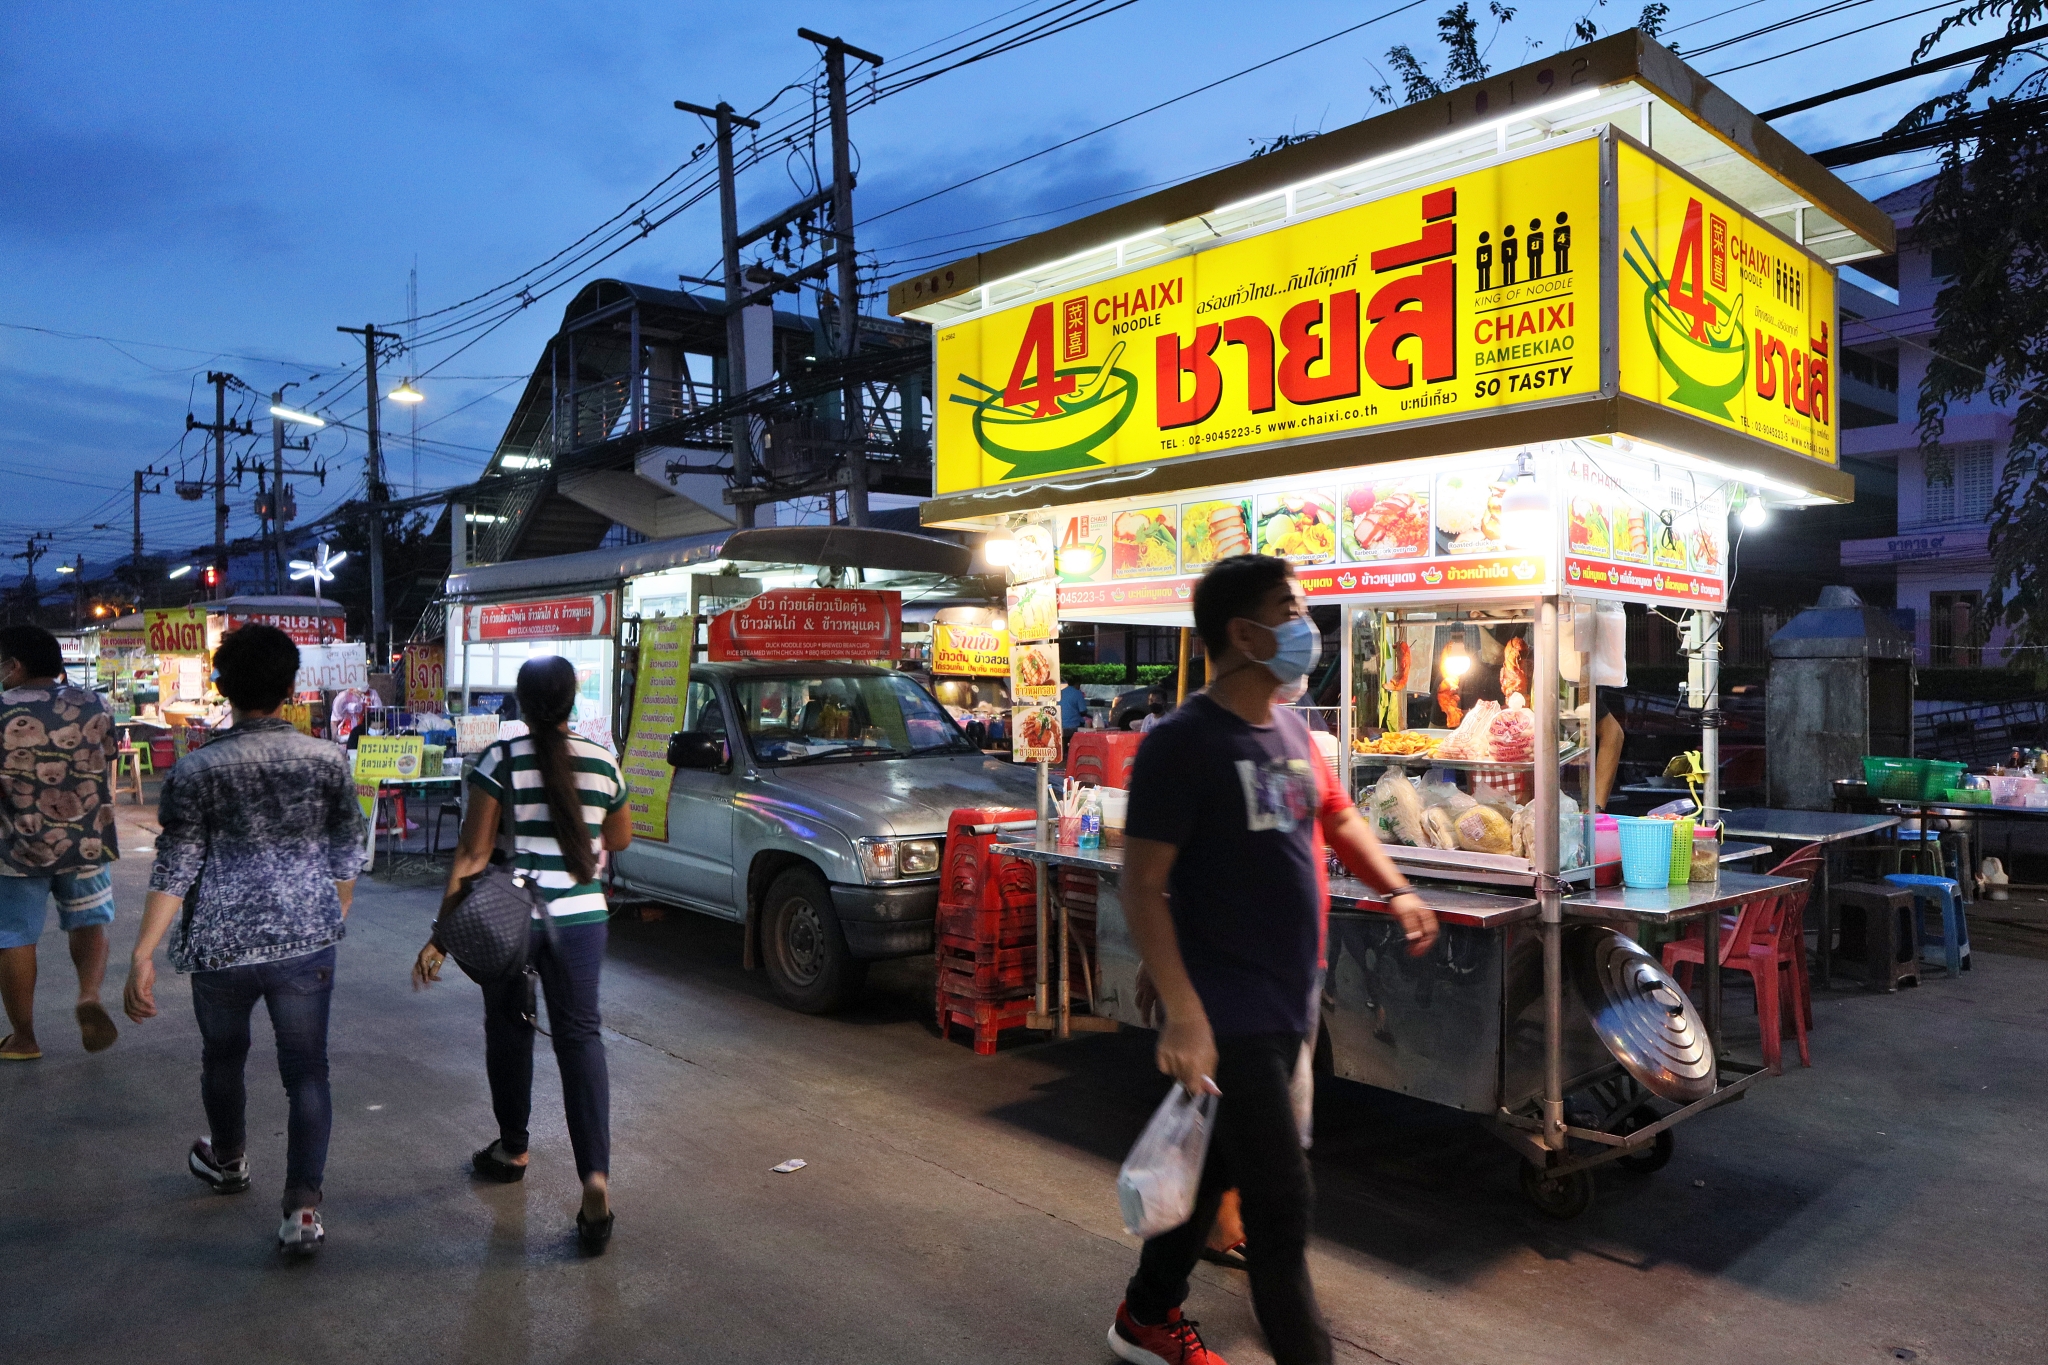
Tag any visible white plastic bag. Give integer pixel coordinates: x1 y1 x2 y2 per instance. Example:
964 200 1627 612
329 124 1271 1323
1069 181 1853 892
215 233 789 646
1117 1086 1219 1238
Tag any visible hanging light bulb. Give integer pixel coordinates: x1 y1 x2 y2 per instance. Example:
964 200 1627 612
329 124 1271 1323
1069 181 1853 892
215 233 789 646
1739 487 1768 529
1441 635 1472 683
1498 450 1552 547
981 528 1017 569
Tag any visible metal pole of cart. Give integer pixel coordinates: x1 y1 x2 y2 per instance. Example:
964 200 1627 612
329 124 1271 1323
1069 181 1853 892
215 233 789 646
1534 598 1566 1154
1032 756 1051 1030
1339 604 1355 799
1698 609 1721 819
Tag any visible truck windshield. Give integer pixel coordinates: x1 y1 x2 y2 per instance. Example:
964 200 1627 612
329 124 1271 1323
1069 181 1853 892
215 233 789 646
732 673 977 765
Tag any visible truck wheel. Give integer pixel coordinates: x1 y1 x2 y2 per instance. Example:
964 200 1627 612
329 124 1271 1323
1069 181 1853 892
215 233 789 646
761 866 868 1014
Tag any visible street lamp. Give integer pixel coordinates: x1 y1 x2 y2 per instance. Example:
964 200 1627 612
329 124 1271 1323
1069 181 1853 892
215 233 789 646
269 403 326 427
289 542 349 603
167 565 193 580
387 380 424 404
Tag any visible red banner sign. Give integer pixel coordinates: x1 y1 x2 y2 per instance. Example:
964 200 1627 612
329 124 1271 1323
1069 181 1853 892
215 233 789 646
468 594 613 641
1299 555 1546 598
226 611 342 645
1565 557 1725 605
707 588 901 662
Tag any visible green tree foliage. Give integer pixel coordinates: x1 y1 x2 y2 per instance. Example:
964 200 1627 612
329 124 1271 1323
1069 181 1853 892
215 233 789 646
1372 4 1670 108
1892 2 2048 672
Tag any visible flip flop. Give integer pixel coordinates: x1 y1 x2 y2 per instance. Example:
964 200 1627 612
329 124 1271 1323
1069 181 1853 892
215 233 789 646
0 1034 41 1061
76 1003 118 1054
1199 1242 1249 1270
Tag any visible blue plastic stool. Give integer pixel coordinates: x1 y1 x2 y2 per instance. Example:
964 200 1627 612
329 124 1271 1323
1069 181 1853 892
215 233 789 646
1884 874 1970 976
1892 829 1946 878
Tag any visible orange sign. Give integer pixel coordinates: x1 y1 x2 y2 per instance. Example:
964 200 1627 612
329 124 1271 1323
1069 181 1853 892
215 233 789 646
707 589 902 662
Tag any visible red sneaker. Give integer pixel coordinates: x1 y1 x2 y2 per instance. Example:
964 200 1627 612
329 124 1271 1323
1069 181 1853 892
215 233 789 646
1109 1301 1228 1365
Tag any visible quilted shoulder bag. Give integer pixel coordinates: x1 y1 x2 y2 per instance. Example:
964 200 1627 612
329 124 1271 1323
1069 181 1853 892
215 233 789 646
432 744 554 989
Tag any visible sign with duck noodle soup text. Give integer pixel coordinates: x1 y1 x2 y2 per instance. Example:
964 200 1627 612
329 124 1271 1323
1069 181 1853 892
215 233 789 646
621 615 691 841
706 588 901 662
935 137 1604 495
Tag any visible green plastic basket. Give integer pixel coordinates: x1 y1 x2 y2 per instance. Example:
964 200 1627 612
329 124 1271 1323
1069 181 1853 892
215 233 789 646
1943 787 1992 806
1862 756 1928 799
1918 761 1966 798
1668 815 1696 884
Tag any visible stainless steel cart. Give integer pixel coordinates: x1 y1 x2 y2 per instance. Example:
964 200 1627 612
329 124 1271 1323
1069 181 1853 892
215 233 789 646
999 839 1801 1218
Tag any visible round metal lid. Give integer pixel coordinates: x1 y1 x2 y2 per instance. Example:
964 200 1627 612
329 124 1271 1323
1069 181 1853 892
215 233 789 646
1567 926 1716 1103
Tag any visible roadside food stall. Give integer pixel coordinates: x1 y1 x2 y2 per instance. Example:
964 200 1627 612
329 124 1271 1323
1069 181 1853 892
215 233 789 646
892 32 1887 1214
930 616 1016 749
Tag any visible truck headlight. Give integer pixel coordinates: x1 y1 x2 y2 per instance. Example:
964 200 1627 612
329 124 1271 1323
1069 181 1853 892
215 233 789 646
855 836 942 881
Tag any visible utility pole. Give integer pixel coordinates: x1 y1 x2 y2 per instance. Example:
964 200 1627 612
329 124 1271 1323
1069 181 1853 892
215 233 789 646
676 99 764 529
261 384 318 592
186 372 252 599
132 468 166 605
338 324 405 672
10 534 50 625
801 28 884 526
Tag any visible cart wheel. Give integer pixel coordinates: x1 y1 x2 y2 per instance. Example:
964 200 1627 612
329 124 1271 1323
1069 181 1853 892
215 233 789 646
1519 1163 1595 1219
1618 1128 1675 1174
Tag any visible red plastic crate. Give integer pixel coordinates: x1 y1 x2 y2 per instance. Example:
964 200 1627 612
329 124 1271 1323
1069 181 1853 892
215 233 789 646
936 899 1039 948
1066 731 1143 790
937 933 1037 997
937 989 1035 1055
939 807 1038 915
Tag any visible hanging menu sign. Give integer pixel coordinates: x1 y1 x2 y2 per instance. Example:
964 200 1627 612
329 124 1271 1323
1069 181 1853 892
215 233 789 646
706 588 901 662
621 615 691 840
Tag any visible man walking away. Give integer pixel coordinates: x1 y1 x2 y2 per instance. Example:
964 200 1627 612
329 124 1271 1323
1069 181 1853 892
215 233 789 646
1108 555 1438 1365
0 625 121 1060
123 625 364 1256
1059 677 1089 748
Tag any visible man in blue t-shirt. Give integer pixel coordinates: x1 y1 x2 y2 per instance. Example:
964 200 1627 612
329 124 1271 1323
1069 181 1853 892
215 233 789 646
1058 679 1088 745
1107 555 1437 1365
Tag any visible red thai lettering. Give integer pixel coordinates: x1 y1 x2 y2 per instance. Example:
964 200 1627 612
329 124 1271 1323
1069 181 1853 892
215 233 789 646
1276 291 1360 405
1156 324 1223 429
1364 262 1456 389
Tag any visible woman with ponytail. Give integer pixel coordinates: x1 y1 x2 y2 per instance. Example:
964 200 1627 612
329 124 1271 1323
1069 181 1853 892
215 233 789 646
414 656 631 1255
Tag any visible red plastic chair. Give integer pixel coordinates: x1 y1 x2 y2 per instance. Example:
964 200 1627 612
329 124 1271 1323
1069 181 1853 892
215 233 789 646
1662 844 1823 1073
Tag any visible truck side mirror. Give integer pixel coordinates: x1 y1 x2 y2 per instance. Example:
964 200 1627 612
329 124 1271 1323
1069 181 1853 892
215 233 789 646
667 732 727 770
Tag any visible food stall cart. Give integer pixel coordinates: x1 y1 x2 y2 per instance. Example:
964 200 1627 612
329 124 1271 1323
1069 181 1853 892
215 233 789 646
891 32 1882 1214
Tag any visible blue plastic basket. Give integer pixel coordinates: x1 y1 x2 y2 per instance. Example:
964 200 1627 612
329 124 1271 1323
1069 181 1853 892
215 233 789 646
1615 816 1676 890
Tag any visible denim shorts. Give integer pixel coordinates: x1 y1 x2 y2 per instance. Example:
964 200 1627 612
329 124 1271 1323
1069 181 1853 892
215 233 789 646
0 867 117 949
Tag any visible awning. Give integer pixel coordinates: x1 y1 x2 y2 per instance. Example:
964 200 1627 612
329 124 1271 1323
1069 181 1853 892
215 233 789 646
720 526 973 577
444 531 727 598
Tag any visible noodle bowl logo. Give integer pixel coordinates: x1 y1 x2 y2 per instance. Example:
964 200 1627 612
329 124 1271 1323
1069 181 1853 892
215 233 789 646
1625 201 1748 419
1512 561 1538 580
1337 572 1358 590
952 301 1137 480
1420 566 1445 586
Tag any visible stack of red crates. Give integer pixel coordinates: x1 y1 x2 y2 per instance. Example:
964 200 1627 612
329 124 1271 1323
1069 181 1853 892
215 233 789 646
935 807 1038 1054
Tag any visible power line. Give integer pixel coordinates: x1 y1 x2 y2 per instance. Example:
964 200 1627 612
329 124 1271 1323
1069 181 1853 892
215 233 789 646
1706 1 1960 78
865 0 1430 227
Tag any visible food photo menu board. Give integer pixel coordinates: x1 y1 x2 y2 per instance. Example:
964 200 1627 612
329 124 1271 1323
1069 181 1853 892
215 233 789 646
1009 440 1729 611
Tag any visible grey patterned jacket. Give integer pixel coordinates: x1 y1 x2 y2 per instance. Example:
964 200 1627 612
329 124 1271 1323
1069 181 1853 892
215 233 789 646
151 717 366 972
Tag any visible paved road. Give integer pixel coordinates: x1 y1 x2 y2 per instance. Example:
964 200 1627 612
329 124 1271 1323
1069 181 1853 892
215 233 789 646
4 829 2045 1364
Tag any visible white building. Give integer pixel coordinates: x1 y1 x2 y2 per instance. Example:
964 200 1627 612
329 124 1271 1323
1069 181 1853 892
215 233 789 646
1837 175 2011 669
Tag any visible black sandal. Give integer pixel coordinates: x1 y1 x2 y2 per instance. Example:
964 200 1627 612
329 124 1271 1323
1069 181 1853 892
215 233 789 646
471 1143 527 1183
576 1208 615 1257
1200 1242 1249 1270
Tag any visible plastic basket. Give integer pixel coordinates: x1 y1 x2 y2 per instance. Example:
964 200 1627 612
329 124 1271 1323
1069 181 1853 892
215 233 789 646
1667 816 1696 883
1861 756 1927 799
1943 787 1992 806
1917 761 1966 799
1615 816 1676 889
1988 774 2042 806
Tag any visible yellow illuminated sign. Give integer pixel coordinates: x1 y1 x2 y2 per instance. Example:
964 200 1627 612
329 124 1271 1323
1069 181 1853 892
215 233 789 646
936 138 1604 496
1617 143 1837 467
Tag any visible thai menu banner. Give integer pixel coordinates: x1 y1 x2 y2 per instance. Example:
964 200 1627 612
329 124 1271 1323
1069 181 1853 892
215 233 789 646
935 137 1603 495
1616 142 1837 468
468 594 613 641
621 615 691 841
1026 441 1727 611
706 588 901 662
146 607 208 654
931 622 1012 676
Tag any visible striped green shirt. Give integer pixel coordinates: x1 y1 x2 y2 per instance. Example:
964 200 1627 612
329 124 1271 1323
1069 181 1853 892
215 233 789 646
469 734 627 924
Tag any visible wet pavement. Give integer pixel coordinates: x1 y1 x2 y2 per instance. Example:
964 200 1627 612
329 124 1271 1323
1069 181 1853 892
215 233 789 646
3 804 2045 1364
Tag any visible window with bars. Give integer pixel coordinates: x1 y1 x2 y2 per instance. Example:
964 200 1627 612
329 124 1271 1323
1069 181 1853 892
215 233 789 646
1923 442 1995 524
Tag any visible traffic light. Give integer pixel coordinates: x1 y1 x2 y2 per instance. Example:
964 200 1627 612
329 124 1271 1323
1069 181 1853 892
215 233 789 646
202 565 219 589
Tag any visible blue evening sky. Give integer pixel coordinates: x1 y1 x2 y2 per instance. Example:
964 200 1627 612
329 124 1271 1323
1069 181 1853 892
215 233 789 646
0 0 1983 573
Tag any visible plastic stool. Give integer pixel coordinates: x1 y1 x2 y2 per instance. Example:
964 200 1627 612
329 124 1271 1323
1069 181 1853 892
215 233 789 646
1884 874 1970 977
1832 881 1919 991
1893 829 1946 879
129 740 154 776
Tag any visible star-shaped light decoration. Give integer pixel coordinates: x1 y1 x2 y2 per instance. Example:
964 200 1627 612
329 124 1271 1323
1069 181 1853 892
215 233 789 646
288 542 349 600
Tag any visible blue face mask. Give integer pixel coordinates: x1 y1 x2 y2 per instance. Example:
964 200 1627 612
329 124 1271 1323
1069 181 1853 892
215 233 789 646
1244 615 1321 686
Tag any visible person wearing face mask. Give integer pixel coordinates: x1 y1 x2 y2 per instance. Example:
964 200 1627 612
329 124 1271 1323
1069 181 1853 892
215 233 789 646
1106 555 1437 1365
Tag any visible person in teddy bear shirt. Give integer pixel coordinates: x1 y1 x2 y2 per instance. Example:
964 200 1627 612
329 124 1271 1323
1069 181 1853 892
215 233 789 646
0 625 120 1062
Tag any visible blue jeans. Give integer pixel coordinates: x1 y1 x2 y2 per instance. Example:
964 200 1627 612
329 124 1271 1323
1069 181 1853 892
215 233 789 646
189 946 336 1214
483 922 609 1181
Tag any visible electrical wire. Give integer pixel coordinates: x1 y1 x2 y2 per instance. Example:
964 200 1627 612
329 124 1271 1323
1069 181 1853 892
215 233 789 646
1706 2 1960 78
863 0 1431 227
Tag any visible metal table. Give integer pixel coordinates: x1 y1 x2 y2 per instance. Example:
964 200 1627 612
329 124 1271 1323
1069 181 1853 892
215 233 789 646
1719 808 1901 986
372 775 461 867
1563 871 1807 1051
1878 796 2048 893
